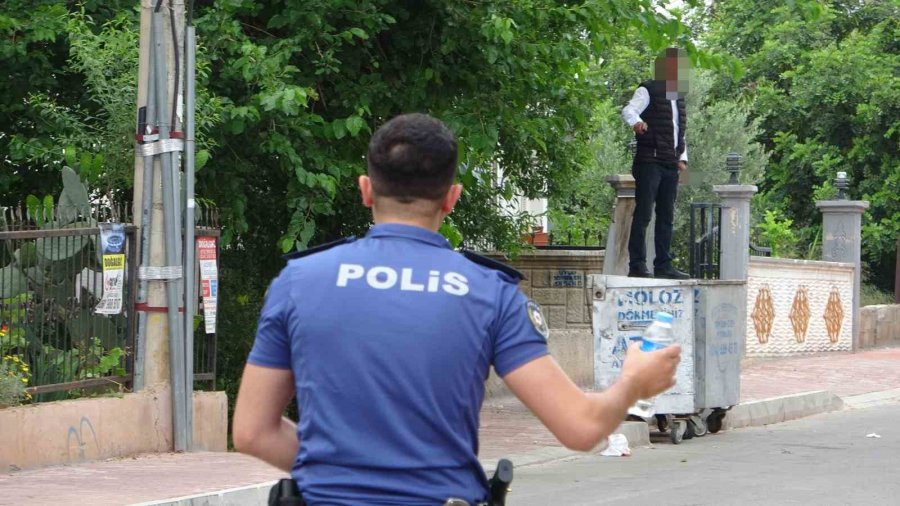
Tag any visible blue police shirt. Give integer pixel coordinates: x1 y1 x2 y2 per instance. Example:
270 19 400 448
248 223 550 505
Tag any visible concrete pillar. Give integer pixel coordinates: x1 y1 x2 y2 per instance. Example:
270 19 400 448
816 198 869 351
645 211 656 271
895 237 899 304
602 175 634 276
712 185 758 280
602 175 655 275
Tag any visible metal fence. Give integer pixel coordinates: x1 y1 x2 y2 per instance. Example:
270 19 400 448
536 231 604 251
689 203 722 279
462 230 605 253
0 202 221 400
0 205 136 401
191 204 219 389
750 242 773 257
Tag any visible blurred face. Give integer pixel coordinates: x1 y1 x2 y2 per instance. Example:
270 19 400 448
654 48 690 99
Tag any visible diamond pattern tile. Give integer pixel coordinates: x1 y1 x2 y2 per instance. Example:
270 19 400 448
789 286 811 343
824 287 845 344
751 285 775 344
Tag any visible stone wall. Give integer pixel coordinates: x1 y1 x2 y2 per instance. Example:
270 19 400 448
745 256 855 357
484 250 604 398
860 304 900 348
510 250 604 331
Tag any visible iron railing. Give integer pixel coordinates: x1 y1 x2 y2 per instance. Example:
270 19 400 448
461 230 605 253
750 242 772 257
0 205 136 401
0 202 221 399
533 231 604 251
191 216 218 389
689 203 722 279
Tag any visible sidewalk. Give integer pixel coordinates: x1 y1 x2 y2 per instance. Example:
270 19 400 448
2 349 899 505
741 348 900 401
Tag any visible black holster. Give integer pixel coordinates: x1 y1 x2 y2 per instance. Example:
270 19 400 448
487 459 514 506
268 478 305 506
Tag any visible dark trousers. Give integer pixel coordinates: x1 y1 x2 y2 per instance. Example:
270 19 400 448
628 161 679 271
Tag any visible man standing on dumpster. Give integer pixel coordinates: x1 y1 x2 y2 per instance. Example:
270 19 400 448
232 113 682 505
622 47 691 279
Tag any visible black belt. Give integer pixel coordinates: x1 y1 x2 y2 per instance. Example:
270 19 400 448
268 459 514 506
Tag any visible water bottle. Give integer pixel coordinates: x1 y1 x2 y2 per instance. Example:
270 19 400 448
627 312 676 418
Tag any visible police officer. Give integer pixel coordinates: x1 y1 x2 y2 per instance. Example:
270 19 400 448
232 113 681 505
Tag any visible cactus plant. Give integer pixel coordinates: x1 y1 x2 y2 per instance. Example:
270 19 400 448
1 166 126 401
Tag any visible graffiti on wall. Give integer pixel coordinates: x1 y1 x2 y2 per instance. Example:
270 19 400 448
67 416 99 463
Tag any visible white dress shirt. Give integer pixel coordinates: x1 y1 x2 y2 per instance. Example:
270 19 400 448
622 86 688 162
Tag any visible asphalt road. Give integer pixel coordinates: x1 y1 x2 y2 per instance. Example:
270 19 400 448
511 403 900 505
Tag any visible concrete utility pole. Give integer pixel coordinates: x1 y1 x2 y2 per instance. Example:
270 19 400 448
895 237 899 304
132 0 191 451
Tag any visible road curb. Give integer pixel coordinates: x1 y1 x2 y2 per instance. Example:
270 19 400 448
842 387 900 410
479 421 649 472
131 480 277 506
724 390 844 430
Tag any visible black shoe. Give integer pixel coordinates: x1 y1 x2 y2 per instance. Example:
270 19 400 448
627 266 653 278
654 267 690 280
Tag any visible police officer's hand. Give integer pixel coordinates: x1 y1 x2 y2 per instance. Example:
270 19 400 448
619 343 681 400
633 122 648 135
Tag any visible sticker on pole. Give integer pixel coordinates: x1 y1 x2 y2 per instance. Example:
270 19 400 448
96 223 126 315
197 236 218 334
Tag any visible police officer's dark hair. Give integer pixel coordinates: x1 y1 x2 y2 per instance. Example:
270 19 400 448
367 113 458 203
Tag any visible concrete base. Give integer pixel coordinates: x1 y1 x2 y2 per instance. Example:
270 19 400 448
0 386 228 471
484 328 594 399
860 304 900 349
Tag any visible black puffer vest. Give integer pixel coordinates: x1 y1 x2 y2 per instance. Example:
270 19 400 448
634 79 686 164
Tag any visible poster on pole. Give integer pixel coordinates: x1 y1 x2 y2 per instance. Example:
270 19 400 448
197 236 218 334
95 223 126 315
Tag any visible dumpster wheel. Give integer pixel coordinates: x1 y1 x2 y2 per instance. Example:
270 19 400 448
655 414 668 432
688 415 708 437
707 411 725 434
670 420 687 444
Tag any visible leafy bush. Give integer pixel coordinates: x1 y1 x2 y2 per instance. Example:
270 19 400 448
860 284 895 307
755 209 799 259
0 354 30 407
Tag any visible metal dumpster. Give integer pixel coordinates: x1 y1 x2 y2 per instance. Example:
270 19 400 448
591 275 745 443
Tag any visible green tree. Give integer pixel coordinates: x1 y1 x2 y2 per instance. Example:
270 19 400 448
0 1 136 204
699 0 900 288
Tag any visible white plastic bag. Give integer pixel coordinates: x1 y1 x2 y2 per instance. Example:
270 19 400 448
599 434 631 457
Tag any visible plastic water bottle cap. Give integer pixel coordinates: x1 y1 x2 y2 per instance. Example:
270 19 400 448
656 312 674 324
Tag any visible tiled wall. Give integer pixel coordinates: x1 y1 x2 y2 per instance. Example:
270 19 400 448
745 256 855 356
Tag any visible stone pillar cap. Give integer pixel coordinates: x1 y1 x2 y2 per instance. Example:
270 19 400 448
604 174 635 186
712 184 758 196
816 200 870 212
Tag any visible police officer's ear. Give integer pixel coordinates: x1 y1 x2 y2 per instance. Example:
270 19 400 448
440 183 463 215
358 175 375 208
